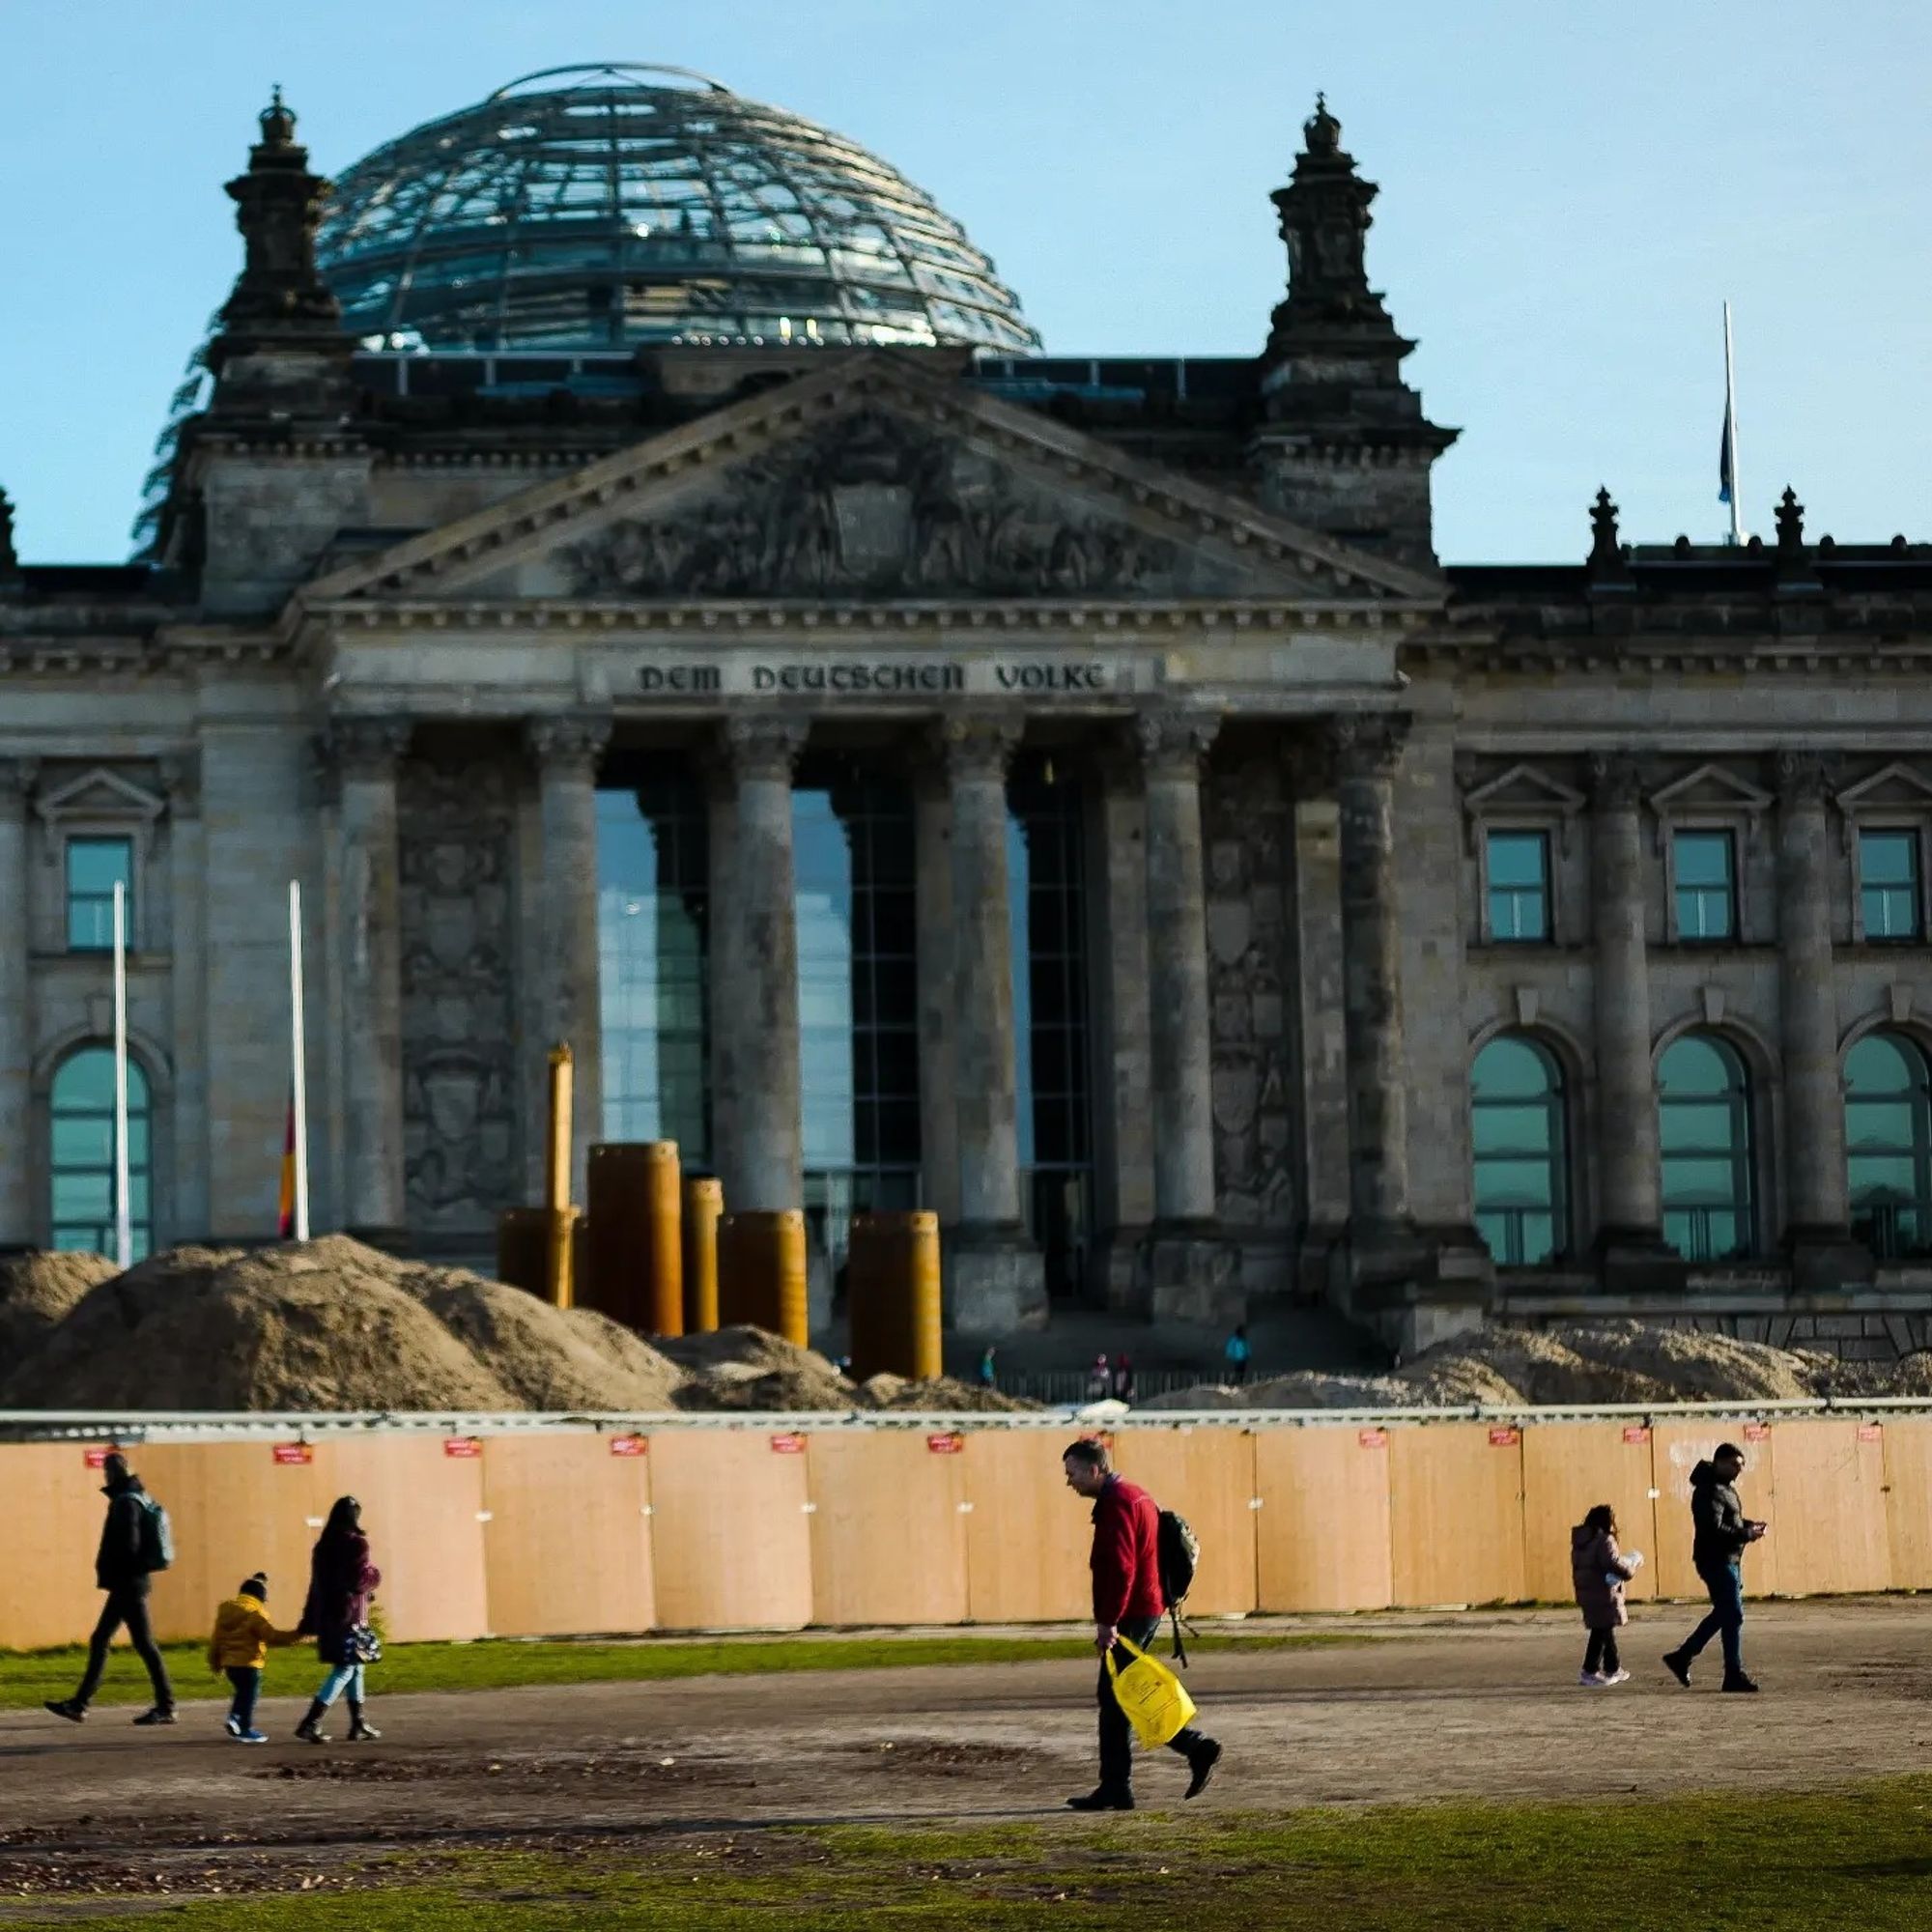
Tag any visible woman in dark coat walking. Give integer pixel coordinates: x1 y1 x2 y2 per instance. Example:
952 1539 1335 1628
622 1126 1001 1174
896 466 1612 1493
296 1495 383 1743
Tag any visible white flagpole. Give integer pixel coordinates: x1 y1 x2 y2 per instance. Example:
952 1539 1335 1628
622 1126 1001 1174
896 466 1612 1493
111 881 132 1268
1722 300 1746 548
289 879 311 1242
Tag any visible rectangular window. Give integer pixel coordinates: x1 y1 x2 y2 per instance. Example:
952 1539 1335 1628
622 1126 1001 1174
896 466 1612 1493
1861 829 1923 941
66 838 133 952
1485 830 1550 943
1673 830 1736 941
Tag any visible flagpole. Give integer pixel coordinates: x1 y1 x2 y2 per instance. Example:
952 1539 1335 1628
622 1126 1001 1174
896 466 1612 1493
289 879 311 1242
1722 301 1745 548
111 881 132 1269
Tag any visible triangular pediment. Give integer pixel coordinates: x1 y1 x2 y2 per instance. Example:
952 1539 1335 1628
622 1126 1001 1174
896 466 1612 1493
298 353 1443 611
35 767 167 822
1461 762 1586 815
1837 761 1932 814
1647 762 1774 818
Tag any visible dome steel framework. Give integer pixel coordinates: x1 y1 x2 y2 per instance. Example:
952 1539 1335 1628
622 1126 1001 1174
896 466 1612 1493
314 64 1040 355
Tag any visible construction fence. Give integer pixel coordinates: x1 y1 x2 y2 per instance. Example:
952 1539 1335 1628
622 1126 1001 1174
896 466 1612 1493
1 1406 1923 1652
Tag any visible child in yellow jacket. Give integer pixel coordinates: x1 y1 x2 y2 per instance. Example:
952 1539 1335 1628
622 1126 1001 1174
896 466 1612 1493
207 1573 301 1744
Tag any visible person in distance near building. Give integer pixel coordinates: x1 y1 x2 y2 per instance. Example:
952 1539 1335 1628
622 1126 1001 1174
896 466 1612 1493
43 1452 176 1727
1570 1503 1642 1687
1062 1438 1221 1810
208 1572 303 1744
1663 1441 1767 1692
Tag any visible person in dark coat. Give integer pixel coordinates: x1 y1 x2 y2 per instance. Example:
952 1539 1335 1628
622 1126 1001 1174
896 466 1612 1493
1061 1438 1221 1810
1570 1503 1641 1686
295 1495 384 1743
1663 1442 1766 1692
44 1453 175 1726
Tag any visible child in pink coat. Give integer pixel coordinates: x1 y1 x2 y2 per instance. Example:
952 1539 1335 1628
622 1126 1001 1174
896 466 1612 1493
1570 1502 1642 1686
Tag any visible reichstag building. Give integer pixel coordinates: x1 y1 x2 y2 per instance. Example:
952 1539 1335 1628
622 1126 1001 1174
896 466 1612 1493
4 66 1929 1348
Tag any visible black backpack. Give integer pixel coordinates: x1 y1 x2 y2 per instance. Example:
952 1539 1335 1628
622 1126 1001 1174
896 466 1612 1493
1156 1509 1201 1664
134 1495 174 1575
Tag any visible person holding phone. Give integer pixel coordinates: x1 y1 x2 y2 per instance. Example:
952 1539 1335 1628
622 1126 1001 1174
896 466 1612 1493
1663 1442 1767 1692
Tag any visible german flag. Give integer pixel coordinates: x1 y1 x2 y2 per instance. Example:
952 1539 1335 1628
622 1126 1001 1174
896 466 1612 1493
277 1096 297 1238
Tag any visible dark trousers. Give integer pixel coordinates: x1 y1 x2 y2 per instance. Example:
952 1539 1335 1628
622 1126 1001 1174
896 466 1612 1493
1683 1559 1746 1676
74 1584 173 1711
1096 1615 1207 1797
226 1666 261 1730
1583 1628 1622 1676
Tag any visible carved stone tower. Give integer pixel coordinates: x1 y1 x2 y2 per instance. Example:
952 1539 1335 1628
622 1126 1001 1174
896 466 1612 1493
1252 98 1457 567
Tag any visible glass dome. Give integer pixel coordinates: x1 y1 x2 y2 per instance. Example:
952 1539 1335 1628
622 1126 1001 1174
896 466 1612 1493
315 64 1041 355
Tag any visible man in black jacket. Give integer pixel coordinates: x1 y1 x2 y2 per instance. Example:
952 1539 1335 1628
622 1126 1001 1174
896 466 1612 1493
44 1454 176 1725
1662 1441 1766 1693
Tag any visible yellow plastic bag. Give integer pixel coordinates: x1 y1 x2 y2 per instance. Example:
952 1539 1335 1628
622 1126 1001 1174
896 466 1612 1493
1105 1634 1198 1748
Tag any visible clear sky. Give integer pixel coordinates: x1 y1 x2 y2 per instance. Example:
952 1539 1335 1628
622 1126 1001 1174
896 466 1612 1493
2 1 1926 565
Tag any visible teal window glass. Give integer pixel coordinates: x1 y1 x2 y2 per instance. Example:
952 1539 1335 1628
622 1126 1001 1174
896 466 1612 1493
66 838 133 952
597 775 709 1160
1860 830 1922 941
1673 830 1736 941
1847 1033 1932 1260
1485 831 1550 943
1471 1035 1567 1265
50 1046 152 1260
1660 1034 1754 1261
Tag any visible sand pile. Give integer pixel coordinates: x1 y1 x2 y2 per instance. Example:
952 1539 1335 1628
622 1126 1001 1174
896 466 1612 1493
0 1249 120 1378
864 1376 1037 1413
657 1325 857 1412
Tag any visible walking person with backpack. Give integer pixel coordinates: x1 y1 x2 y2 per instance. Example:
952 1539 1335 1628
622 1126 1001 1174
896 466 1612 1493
44 1453 177 1726
295 1496 384 1744
1061 1437 1221 1811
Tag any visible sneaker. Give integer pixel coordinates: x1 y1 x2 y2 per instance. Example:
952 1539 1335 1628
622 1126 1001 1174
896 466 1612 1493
1721 1673 1761 1694
131 1707 177 1727
224 1714 242 1740
237 1729 270 1745
1599 1668 1632 1687
1183 1739 1222 1800
1066 1788 1134 1812
43 1699 85 1724
1577 1670 1605 1687
1662 1651 1692 1688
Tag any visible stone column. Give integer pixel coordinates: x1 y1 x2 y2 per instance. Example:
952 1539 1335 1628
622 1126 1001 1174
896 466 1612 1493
1775 753 1870 1286
527 715 611 1206
1329 715 1414 1236
911 767 960 1229
325 718 412 1238
709 717 806 1213
159 752 209 1242
0 758 37 1247
936 714 1044 1333
1586 753 1678 1287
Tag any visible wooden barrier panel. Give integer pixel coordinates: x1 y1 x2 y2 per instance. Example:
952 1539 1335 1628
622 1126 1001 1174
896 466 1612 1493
1110 1427 1260 1617
1388 1422 1527 1607
647 1429 813 1631
0 1444 124 1651
1765 1419 1889 1598
1649 1421 1781 1601
806 1432 970 1627
1882 1418 1932 1590
1520 1422 1662 1605
139 1440 327 1645
313 1436 491 1643
482 1434 656 1637
1253 1426 1393 1613
962 1429 1093 1624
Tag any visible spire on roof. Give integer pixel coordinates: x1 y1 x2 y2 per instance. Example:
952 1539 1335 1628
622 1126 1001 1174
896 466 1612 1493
0 489 17 577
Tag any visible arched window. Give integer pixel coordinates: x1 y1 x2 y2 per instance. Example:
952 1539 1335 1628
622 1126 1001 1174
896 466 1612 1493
49 1047 152 1261
1659 1034 1754 1262
1471 1035 1568 1266
1846 1033 1932 1261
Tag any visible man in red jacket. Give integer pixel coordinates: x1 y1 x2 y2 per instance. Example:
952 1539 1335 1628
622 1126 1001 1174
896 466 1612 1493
1063 1438 1222 1810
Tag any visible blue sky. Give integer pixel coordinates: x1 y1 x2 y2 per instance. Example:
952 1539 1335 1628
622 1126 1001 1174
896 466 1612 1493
1 1 1925 564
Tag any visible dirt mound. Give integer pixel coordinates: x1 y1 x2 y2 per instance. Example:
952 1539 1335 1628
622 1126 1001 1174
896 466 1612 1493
560 1309 688 1409
0 1237 512 1412
656 1325 843 1381
391 1265 685 1411
1137 1369 1416 1411
0 1251 121 1378
864 1377 1039 1413
1399 1329 1675 1407
675 1364 859 1412
1540 1321 1817 1403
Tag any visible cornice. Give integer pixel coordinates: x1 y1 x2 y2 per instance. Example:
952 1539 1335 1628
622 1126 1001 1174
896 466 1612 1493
1404 634 1932 676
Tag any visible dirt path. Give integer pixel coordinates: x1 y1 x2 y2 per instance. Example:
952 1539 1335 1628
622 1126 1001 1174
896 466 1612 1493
3 1600 1929 1905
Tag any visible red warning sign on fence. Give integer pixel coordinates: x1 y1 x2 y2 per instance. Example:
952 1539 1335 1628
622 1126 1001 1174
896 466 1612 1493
1744 1423 1772 1442
1623 1426 1652 1445
272 1443 314 1465
1860 1423 1885 1442
1489 1427 1521 1448
1357 1429 1388 1449
770 1435 806 1455
443 1437 482 1460
609 1435 647 1457
926 1434 964 1455
82 1446 119 1469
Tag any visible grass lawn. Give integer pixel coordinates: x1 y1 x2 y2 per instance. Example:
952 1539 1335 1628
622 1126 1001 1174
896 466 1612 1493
0 1626 1371 1711
38 1778 1932 1930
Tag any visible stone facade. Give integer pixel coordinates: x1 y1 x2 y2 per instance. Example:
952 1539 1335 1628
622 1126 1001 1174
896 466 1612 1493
3 95 1931 1355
